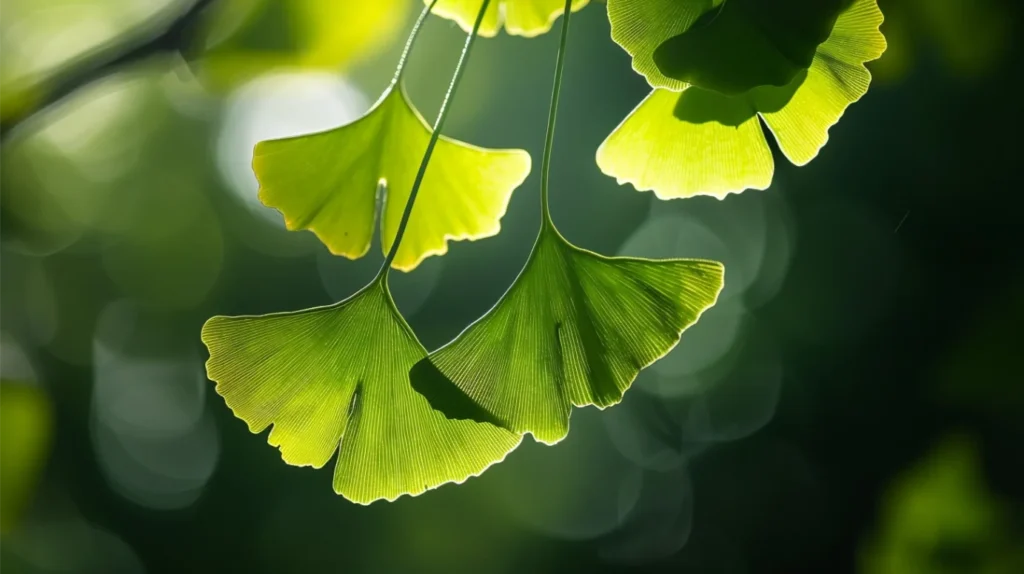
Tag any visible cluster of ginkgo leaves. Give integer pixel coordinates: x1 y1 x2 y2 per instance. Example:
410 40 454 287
201 0 886 504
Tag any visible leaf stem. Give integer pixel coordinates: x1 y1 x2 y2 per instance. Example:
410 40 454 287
379 0 492 276
393 0 441 83
540 0 574 227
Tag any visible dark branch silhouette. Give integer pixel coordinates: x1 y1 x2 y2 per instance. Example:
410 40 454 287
1 0 215 140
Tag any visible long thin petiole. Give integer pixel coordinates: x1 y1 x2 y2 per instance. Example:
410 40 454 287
539 0 574 226
379 0 493 276
393 0 441 83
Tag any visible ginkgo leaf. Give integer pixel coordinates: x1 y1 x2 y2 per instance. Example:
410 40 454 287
254 84 531 271
431 0 590 38
197 0 410 90
652 0 850 95
753 0 886 166
410 223 724 444
201 280 522 504
597 0 886 198
606 0 722 92
596 87 775 199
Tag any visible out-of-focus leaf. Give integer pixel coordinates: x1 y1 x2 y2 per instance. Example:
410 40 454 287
859 435 1024 574
197 0 410 89
916 0 1012 78
872 0 1012 83
411 222 723 444
652 0 850 95
1 381 53 534
201 279 522 504
0 84 43 126
597 0 886 198
431 0 589 37
254 83 531 271
0 0 176 120
0 71 166 256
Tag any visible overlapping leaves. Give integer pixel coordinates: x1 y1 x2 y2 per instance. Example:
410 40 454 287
598 0 886 198
412 223 723 444
606 0 722 92
202 0 529 505
652 0 851 95
201 0 887 503
202 281 521 503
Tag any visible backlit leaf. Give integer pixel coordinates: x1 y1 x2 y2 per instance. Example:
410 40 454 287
254 84 531 271
606 0 721 92
755 0 886 166
598 0 886 198
431 0 590 38
653 0 850 95
596 87 774 199
411 223 724 444
201 279 522 504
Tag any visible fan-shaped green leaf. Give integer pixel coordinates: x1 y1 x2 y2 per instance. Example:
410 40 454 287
410 223 724 444
201 280 522 504
430 0 589 38
254 84 531 271
653 0 850 95
754 0 886 166
606 0 722 92
598 0 886 198
596 87 775 199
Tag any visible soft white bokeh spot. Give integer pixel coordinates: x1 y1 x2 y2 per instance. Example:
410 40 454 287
216 72 369 225
90 300 220 510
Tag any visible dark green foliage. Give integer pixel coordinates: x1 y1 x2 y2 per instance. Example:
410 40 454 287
653 0 850 94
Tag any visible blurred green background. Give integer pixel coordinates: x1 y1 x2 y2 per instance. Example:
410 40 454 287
1 0 1022 572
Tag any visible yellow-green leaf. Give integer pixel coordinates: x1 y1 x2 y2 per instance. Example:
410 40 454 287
596 87 774 199
197 0 410 90
430 0 589 38
1 381 52 533
606 0 722 92
411 223 724 444
598 0 886 199
201 280 522 504
860 435 1024 574
754 0 887 166
254 84 531 271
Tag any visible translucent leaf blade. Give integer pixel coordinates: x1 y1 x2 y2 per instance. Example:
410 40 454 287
201 283 521 504
596 88 774 199
651 0 849 95
599 0 885 198
755 0 887 165
411 227 724 444
431 0 590 38
254 85 531 271
606 0 720 92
